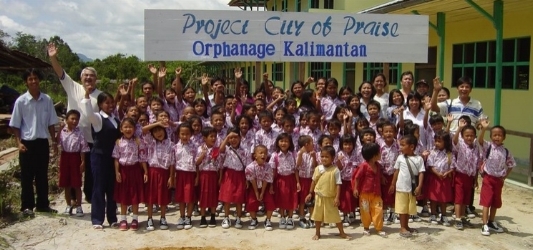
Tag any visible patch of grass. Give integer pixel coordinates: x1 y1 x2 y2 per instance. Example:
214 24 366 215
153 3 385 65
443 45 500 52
0 136 17 151
0 161 21 227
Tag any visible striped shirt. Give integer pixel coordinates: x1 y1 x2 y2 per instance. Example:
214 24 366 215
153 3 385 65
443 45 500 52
442 97 484 133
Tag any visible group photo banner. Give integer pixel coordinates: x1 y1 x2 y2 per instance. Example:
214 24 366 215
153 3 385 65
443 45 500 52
144 10 429 63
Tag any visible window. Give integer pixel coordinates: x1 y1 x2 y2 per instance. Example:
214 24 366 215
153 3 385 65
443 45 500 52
296 0 302 12
282 0 288 11
310 62 331 80
363 63 400 85
344 63 356 89
452 37 530 90
324 0 334 9
272 63 284 82
310 0 319 9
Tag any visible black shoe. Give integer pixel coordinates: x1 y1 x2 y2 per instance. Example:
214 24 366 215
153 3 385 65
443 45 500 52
35 207 58 214
200 216 208 228
22 209 35 218
209 215 217 228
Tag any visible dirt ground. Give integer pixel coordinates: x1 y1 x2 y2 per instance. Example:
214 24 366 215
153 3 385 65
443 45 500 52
1 182 533 250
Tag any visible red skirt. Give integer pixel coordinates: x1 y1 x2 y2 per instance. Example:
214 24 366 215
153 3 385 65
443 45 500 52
339 180 356 212
427 172 453 203
59 151 82 188
299 178 312 204
219 168 246 204
454 171 474 205
381 174 395 207
175 170 197 203
246 184 276 212
275 174 298 210
145 167 171 205
114 163 145 205
199 171 219 208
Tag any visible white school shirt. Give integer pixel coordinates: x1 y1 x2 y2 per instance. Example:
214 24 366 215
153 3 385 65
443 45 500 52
393 155 425 193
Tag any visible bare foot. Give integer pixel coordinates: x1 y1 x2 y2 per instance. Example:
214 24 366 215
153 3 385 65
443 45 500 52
312 234 320 240
339 233 351 239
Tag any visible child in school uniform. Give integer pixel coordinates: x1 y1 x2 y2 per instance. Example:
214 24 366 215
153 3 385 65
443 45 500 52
305 146 350 240
389 135 425 238
378 121 400 225
296 135 317 229
57 110 90 216
478 120 516 236
195 127 220 228
336 134 361 227
112 118 148 231
271 133 299 230
255 110 279 156
353 143 387 237
141 122 175 231
246 145 276 231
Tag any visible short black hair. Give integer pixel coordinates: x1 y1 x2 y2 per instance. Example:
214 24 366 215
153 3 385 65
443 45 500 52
321 145 336 158
428 114 445 125
22 68 43 81
298 135 312 148
201 126 217 137
362 143 380 161
66 109 80 119
491 125 507 137
275 133 295 152
401 135 418 149
258 110 273 122
178 122 193 133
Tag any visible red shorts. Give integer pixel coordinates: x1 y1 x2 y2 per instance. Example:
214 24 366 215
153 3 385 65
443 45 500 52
454 171 474 205
428 172 453 203
199 171 219 209
144 167 171 206
381 174 395 207
59 151 82 188
174 170 197 203
339 180 356 212
480 174 504 208
275 174 298 210
218 168 246 204
246 184 276 212
299 178 312 204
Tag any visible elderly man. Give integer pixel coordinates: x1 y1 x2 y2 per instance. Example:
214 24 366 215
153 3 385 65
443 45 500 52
10 69 59 216
48 43 102 203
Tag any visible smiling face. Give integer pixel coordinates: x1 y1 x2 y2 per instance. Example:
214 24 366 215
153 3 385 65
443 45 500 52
254 146 268 164
401 74 413 90
457 83 472 99
120 122 135 138
25 73 41 93
80 69 97 90
99 96 115 115
360 83 373 98
437 89 449 102
373 75 385 92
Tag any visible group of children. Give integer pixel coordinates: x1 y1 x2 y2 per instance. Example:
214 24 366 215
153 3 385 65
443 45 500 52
56 66 515 238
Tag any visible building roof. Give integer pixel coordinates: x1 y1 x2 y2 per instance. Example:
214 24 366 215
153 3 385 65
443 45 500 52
0 44 51 71
228 0 267 7
359 0 437 13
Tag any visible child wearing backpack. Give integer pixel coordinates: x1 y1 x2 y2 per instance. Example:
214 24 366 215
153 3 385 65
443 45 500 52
478 120 516 236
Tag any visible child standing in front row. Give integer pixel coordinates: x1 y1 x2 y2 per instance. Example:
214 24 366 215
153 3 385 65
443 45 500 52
305 146 350 240
196 127 220 228
141 123 175 231
296 135 317 229
246 145 276 231
173 122 198 230
389 135 425 238
478 120 516 236
113 118 148 231
353 143 387 237
57 110 90 216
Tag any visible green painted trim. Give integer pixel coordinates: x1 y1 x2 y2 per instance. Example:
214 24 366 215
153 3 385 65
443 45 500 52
307 0 311 11
493 0 503 125
307 62 311 89
465 0 494 23
283 62 286 89
437 12 445 80
342 63 346 87
397 63 402 89
412 10 438 31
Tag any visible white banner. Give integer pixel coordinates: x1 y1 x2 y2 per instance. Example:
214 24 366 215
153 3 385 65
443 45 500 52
144 10 429 63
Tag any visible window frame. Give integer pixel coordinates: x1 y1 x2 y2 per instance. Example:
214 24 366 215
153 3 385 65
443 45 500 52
310 62 332 80
272 63 284 82
363 63 400 86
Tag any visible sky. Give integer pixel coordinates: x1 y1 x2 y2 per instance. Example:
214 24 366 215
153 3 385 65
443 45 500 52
0 0 237 60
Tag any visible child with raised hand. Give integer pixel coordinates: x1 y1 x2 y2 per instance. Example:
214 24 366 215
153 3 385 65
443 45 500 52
306 146 350 240
427 131 454 226
296 135 317 229
57 110 90 216
353 143 387 237
478 120 516 236
141 123 175 231
336 134 360 227
235 115 255 154
218 128 250 229
195 127 220 228
271 133 300 230
378 121 400 225
255 110 279 156
173 122 198 230
112 118 148 231
389 135 425 238
246 145 276 231
451 121 480 230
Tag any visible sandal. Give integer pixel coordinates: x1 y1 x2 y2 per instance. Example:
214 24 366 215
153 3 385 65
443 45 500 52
408 228 419 234
363 230 371 236
378 231 388 238
92 225 103 230
399 231 412 238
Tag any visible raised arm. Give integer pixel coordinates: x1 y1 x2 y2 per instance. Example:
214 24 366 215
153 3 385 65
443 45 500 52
80 85 103 132
201 74 210 104
453 119 466 145
47 43 64 78
234 68 242 99
430 77 442 113
478 119 490 146
157 65 166 98
148 63 158 91
174 67 183 102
